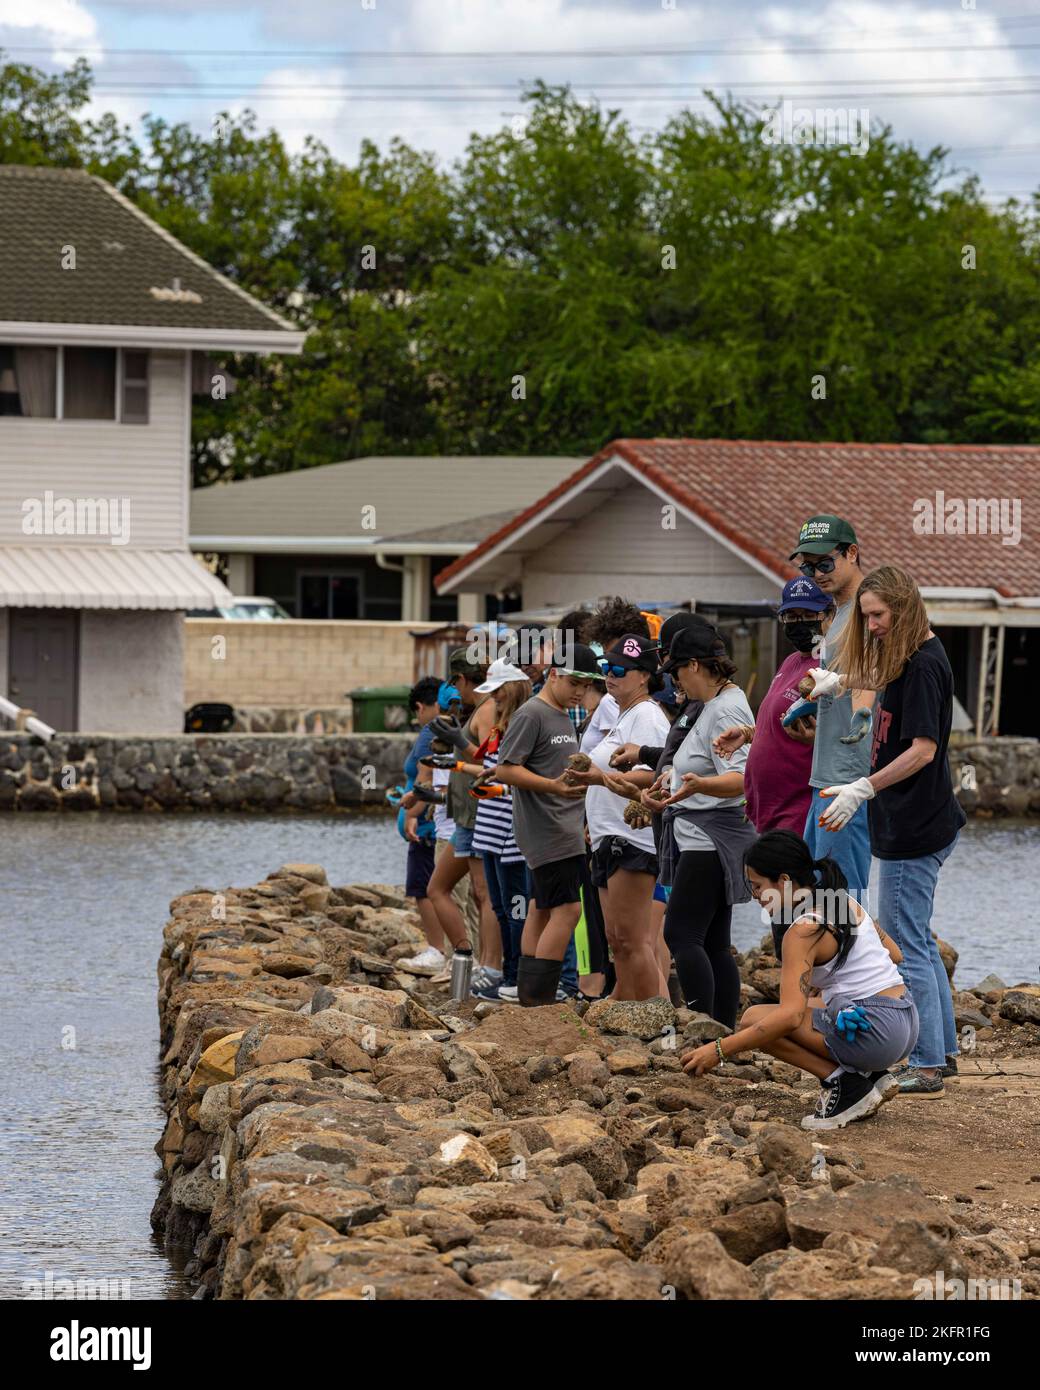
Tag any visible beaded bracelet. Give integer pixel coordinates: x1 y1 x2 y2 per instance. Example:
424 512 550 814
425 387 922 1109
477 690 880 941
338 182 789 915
715 1038 725 1066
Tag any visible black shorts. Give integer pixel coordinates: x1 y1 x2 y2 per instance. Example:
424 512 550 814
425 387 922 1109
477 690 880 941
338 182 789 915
589 835 659 888
405 839 435 899
530 854 584 910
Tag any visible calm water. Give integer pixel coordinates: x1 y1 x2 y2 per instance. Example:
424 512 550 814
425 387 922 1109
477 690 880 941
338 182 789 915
0 811 1036 1300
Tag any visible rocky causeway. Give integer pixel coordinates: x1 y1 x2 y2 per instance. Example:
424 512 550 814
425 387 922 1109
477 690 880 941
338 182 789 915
152 866 1040 1300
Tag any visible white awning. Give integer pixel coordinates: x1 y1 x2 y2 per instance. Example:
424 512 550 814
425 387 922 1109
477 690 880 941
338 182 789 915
0 546 232 610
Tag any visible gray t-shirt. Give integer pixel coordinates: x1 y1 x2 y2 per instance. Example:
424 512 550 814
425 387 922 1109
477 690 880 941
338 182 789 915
810 599 871 789
670 685 753 850
497 695 585 869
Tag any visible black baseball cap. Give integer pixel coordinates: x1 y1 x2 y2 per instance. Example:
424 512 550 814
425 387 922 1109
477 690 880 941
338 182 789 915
549 641 602 681
601 633 661 673
659 611 717 649
789 514 858 559
662 623 728 673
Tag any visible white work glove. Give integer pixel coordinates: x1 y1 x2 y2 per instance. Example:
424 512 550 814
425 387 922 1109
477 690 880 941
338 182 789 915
806 667 844 700
819 777 875 830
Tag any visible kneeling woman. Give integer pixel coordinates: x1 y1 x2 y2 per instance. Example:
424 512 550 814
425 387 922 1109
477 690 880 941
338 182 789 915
681 829 918 1130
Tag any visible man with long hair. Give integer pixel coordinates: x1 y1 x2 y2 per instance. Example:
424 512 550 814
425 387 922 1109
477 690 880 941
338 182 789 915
815 565 966 1096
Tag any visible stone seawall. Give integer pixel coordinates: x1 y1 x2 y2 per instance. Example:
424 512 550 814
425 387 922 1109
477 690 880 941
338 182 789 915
1 732 1037 815
152 865 1040 1301
0 733 412 811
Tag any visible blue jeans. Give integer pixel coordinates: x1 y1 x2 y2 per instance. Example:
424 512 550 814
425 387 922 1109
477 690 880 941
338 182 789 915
482 853 527 987
803 789 872 898
525 866 579 993
877 836 959 1069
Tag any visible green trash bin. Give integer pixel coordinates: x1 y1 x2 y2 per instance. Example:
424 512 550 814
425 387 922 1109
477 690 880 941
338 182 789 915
348 685 413 733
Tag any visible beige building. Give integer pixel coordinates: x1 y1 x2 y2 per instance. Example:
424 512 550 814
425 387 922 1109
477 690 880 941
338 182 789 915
0 165 303 732
189 455 581 624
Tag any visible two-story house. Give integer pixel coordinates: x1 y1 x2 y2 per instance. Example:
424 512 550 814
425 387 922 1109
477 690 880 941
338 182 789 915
0 164 304 733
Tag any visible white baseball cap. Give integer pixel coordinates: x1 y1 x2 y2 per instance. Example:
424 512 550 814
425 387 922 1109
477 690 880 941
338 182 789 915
474 658 529 694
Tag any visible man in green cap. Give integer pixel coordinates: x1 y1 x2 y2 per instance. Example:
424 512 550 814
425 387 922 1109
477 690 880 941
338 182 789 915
786 515 875 898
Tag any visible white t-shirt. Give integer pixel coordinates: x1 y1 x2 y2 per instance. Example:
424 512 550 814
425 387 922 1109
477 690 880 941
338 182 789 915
585 699 670 851
580 693 619 754
432 767 455 841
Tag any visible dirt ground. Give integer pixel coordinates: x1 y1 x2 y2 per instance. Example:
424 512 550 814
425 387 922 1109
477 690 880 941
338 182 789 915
721 1047 1040 1243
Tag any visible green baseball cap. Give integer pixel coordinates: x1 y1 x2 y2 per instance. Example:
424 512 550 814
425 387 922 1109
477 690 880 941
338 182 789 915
789 514 859 559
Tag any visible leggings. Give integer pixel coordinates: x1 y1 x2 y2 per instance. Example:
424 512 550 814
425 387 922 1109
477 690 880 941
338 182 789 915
481 853 528 987
663 849 740 1028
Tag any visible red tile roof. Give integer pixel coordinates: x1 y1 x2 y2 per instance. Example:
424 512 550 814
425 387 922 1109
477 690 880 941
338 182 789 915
435 438 1039 597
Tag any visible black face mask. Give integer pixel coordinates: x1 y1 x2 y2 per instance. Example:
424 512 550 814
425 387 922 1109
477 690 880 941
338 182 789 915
784 621 822 654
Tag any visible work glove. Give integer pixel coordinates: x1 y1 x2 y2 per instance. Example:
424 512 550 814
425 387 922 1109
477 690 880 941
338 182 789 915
419 753 462 770
806 667 844 700
409 783 446 805
835 1006 872 1041
839 707 873 745
430 715 469 752
819 776 875 830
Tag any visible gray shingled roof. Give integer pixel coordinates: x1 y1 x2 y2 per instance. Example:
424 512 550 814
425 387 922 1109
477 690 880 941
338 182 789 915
0 165 296 334
191 457 583 548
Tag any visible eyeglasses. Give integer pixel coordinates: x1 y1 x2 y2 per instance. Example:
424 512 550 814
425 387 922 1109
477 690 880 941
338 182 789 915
599 661 633 678
779 612 823 625
798 554 838 577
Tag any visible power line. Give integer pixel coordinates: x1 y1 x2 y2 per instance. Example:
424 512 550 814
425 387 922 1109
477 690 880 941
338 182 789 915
85 85 1040 103
83 74 1040 92
13 40 1040 60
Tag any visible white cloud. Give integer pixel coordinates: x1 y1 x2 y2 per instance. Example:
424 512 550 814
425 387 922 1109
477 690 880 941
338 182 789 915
0 0 103 64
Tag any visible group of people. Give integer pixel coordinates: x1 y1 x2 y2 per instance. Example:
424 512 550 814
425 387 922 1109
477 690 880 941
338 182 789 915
392 511 966 1131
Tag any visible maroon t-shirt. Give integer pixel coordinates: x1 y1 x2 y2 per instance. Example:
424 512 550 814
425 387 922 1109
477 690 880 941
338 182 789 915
744 650 815 834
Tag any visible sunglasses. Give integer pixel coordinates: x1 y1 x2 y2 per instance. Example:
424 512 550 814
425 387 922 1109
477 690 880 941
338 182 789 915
798 554 839 577
598 661 632 678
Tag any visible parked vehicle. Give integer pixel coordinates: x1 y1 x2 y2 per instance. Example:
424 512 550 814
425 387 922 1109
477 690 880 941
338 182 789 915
186 596 291 620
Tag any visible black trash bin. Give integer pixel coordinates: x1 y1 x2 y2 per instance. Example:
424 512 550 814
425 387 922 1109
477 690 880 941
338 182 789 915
184 702 236 733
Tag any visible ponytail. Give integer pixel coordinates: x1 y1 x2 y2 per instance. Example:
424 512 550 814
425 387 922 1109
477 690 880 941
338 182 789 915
745 830 854 964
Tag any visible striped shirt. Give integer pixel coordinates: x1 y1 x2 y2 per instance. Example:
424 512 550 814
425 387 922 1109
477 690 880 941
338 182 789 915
471 733 524 864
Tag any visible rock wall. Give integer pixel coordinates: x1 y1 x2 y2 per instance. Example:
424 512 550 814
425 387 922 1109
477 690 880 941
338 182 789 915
152 866 1040 1301
2 732 1037 815
0 733 412 811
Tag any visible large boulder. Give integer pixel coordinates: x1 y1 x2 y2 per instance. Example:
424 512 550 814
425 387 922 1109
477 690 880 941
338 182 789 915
584 996 677 1041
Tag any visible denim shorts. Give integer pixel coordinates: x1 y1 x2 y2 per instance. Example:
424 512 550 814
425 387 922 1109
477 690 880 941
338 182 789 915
812 992 920 1075
451 824 480 858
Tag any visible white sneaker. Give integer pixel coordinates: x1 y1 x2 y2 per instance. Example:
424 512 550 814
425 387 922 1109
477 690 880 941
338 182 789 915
398 945 447 972
497 984 519 1001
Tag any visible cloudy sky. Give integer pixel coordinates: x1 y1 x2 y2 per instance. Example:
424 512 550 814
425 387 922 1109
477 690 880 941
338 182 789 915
3 0 1039 200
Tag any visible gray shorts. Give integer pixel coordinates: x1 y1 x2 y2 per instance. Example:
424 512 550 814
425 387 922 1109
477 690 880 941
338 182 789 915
812 992 920 1075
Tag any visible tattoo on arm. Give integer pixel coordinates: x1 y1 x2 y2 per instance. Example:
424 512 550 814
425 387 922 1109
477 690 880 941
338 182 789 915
799 968 813 998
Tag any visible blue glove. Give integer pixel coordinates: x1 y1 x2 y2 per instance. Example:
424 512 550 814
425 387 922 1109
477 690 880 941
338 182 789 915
835 1006 871 1041
385 783 404 808
839 707 873 745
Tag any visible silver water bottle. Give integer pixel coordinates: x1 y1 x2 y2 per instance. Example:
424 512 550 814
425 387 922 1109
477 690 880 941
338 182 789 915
449 951 474 1002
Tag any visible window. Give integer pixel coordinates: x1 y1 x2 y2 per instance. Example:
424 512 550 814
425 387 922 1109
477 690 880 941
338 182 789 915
0 346 150 423
64 347 117 419
121 351 149 424
0 345 58 417
299 573 362 619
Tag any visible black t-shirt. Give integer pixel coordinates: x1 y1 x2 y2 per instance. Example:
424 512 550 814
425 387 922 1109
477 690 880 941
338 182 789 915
868 636 966 859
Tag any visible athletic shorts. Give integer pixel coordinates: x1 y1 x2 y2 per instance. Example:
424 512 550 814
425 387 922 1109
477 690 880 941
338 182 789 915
812 992 920 1075
530 854 584 910
451 825 480 858
589 836 659 888
405 839 436 899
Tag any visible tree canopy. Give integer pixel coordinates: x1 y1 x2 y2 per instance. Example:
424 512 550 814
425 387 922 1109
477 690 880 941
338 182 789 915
3 57 1038 483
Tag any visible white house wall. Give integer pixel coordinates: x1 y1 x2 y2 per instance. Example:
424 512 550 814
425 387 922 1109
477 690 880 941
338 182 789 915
521 481 776 608
0 608 8 697
78 610 184 733
0 349 188 549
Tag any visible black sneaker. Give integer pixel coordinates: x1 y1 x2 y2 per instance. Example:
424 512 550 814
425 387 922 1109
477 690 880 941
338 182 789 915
870 1070 901 1102
940 1055 959 1080
801 1071 887 1131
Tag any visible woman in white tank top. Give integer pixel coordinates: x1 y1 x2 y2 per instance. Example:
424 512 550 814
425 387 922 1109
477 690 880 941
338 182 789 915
679 829 920 1131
